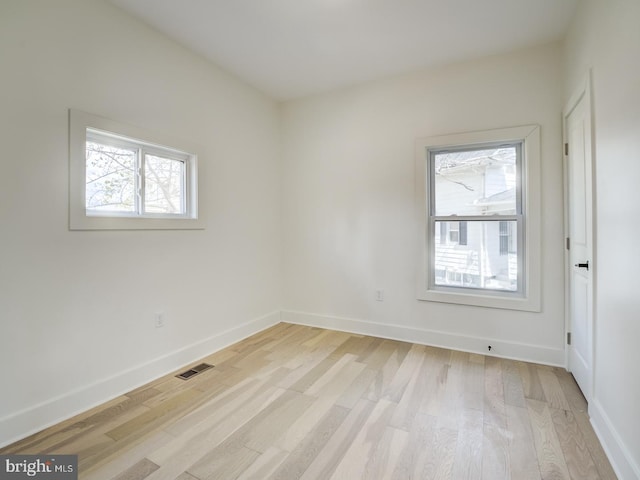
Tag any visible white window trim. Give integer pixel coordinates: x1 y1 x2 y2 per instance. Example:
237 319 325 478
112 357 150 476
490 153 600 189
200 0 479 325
69 109 204 230
415 125 541 312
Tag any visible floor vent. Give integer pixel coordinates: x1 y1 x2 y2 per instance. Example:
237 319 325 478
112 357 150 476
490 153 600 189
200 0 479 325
176 363 214 380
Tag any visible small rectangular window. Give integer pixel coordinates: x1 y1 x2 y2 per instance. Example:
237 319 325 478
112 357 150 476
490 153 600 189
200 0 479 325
70 109 203 230
84 129 190 219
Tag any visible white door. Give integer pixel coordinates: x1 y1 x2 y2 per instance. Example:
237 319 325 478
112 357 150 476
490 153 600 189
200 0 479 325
564 79 594 401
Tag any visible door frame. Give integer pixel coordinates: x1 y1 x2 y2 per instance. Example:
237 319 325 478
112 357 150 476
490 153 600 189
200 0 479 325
563 71 596 403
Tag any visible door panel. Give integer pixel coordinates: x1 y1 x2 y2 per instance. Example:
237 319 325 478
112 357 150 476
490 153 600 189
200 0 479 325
565 84 593 402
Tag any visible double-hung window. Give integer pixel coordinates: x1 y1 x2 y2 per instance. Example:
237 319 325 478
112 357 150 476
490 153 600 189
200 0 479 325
70 109 203 230
416 125 541 311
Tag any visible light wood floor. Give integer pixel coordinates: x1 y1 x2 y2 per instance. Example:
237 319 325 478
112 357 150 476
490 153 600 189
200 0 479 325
1 323 617 480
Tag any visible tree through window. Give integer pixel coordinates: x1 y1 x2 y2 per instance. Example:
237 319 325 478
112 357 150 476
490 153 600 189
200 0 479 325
85 129 187 217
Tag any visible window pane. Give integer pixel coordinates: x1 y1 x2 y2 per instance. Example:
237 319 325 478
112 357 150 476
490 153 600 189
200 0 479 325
144 155 185 214
434 220 518 291
433 146 517 216
86 141 136 213
459 221 468 246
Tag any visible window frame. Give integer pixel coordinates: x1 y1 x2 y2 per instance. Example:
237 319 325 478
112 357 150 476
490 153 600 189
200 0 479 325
429 141 523 294
415 125 541 312
69 109 204 230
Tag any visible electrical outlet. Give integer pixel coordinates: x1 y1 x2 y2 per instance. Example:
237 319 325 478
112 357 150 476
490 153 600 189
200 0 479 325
155 312 165 328
375 290 384 302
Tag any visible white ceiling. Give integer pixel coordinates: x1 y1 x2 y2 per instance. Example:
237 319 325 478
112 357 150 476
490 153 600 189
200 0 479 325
109 0 578 100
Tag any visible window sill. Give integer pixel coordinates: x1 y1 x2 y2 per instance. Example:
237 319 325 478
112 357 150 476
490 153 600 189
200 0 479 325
69 215 205 231
418 287 540 312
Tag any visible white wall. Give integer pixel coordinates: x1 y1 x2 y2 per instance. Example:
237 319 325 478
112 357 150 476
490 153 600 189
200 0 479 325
564 1 640 478
0 0 281 447
281 44 565 365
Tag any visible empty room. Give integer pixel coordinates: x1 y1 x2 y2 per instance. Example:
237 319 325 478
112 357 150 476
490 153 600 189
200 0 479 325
1 0 639 479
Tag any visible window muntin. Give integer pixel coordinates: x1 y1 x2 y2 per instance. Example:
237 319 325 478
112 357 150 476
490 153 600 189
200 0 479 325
69 109 203 230
429 142 524 295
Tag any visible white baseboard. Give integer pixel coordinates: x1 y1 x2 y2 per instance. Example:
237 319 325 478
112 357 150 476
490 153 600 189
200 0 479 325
590 399 640 480
0 310 281 449
281 310 565 366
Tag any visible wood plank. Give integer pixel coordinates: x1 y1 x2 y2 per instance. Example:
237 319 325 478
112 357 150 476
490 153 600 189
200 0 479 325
300 399 376 480
334 367 377 409
390 412 437 480
571 410 618 480
329 399 396 479
503 359 527 408
162 377 263 437
106 389 202 442
362 426 409 480
419 425 458 480
464 353 485 411
144 387 287 480
277 359 364 452
418 346 451 418
506 405 542 480
482 422 511 480
187 444 259 480
437 350 468 430
2 390 159 455
451 408 483 480
112 458 159 480
269 405 349 480
553 369 588 414
359 339 401 370
550 407 600 480
328 335 376 360
236 447 288 480
537 368 572 411
81 430 173 480
304 353 361 396
381 344 426 403
389 350 430 431
230 390 315 454
364 346 406 402
518 362 547 402
288 357 342 393
275 344 336 388
526 399 571 480
174 473 199 480
484 356 507 429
